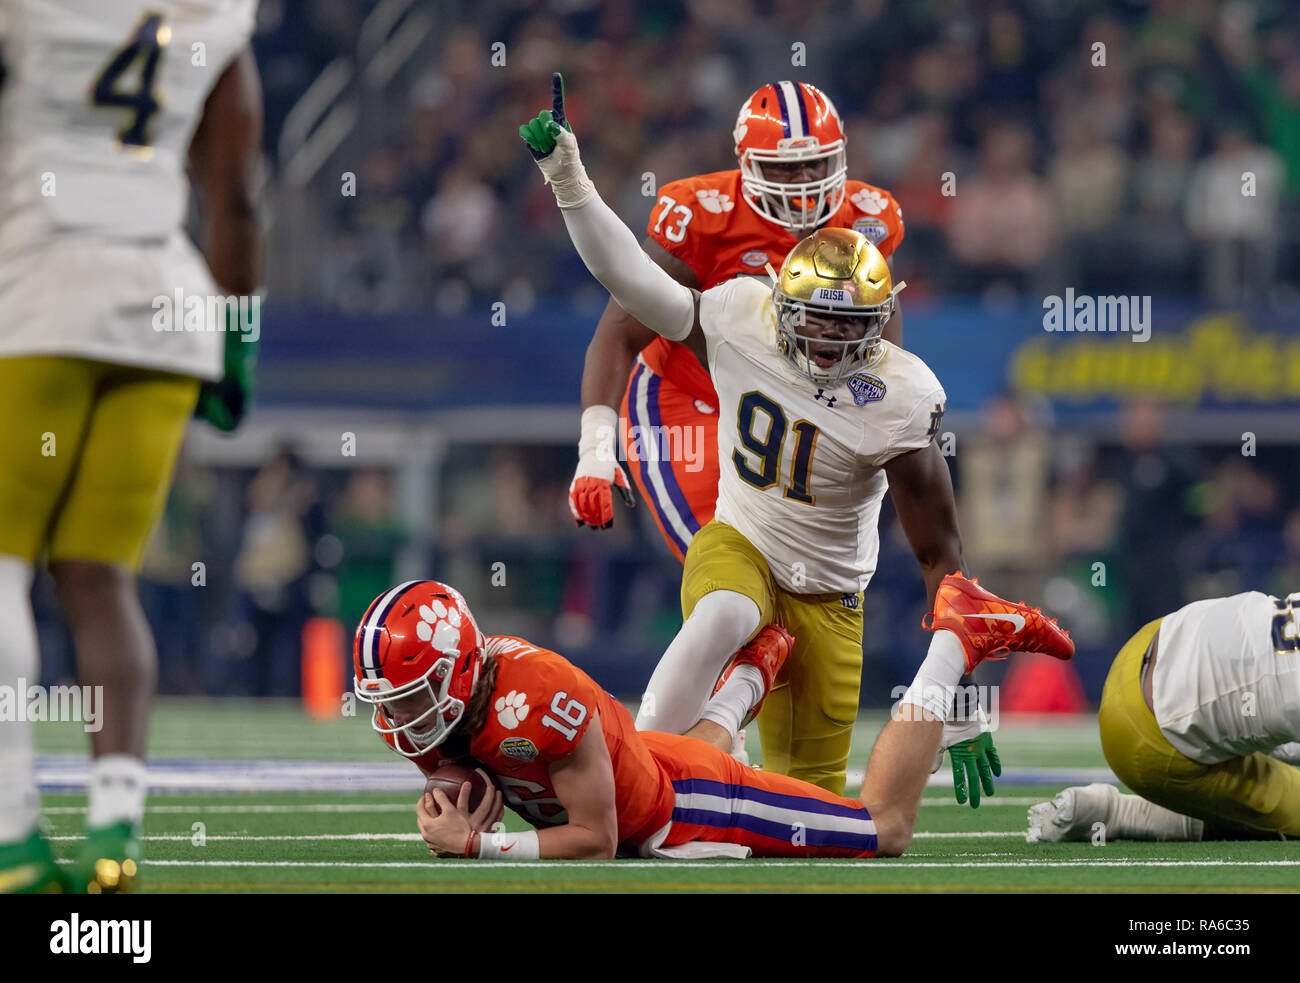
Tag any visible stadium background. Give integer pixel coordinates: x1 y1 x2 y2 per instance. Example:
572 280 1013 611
33 0 1300 713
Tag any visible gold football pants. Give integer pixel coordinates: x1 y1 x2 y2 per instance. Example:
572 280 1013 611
681 519 864 794
1099 618 1300 837
0 356 198 570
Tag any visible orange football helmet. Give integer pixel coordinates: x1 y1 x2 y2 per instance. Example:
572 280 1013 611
733 81 847 234
353 581 486 757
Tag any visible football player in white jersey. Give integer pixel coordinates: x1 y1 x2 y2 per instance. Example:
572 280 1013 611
518 77 1035 798
1029 591 1300 843
0 0 262 893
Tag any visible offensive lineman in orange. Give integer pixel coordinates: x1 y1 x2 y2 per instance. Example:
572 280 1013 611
571 82 904 555
354 579 1072 860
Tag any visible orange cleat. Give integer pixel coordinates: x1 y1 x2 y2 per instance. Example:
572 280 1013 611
713 624 794 729
923 572 1074 673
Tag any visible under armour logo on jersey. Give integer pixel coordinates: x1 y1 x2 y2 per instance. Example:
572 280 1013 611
813 389 838 407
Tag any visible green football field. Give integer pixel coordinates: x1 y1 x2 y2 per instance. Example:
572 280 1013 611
34 700 1300 893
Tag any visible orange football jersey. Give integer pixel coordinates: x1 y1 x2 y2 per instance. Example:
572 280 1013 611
388 636 674 848
640 169 904 401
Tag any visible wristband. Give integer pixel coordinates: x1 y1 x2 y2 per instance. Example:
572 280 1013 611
464 831 477 859
477 829 540 860
537 129 596 209
578 405 619 464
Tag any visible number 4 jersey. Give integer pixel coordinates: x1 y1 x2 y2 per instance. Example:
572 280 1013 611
0 0 257 379
700 275 945 594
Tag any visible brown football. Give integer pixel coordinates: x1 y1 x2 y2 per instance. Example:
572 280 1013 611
423 762 492 814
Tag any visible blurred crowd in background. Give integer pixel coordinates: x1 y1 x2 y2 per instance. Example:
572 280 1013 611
31 395 1300 702
253 0 1300 309
33 0 1300 703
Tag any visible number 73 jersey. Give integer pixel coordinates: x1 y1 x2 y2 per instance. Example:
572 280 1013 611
700 276 946 595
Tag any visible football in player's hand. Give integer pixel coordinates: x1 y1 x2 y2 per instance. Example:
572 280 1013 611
424 762 493 814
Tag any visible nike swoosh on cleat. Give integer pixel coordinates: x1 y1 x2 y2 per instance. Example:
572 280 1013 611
962 612 1025 631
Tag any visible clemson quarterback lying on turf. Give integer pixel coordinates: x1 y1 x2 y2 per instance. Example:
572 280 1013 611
353 579 1072 860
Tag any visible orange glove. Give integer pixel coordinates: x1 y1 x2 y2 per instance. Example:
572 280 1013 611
569 405 635 529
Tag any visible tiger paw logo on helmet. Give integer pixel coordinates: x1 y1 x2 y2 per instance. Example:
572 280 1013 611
416 601 461 653
695 189 734 213
850 189 887 215
495 690 530 729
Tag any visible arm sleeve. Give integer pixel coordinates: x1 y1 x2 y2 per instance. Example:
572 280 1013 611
560 193 696 342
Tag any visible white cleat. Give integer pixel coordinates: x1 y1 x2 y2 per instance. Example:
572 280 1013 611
1026 782 1119 843
730 728 750 767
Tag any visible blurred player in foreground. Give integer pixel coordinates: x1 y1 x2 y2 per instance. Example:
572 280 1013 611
0 0 262 893
356 579 1072 860
571 80 904 557
522 77 972 795
1029 591 1300 844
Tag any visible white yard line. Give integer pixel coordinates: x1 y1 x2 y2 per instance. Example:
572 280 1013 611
45 830 1030 842
42 803 415 815
919 796 1055 807
42 796 1056 816
52 858 1299 870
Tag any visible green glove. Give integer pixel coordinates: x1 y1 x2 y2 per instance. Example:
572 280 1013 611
195 301 259 432
519 73 572 159
949 731 1001 808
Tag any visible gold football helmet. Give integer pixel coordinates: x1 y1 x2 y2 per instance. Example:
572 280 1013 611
772 227 901 385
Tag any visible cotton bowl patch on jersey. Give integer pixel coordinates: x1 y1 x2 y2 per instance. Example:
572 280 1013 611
847 373 886 405
742 249 769 268
852 217 888 245
499 737 539 762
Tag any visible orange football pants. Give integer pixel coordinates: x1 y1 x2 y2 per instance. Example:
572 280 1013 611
621 361 719 562
639 731 877 858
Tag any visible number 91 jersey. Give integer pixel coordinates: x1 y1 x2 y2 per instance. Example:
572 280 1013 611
701 276 946 595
